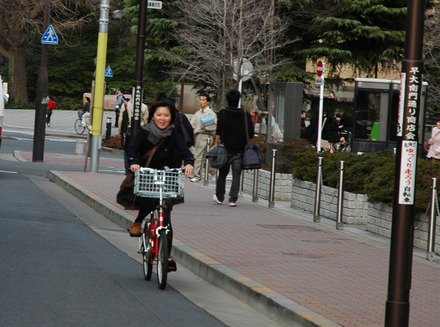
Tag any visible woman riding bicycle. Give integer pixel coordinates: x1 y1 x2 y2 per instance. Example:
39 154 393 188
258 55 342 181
126 101 194 267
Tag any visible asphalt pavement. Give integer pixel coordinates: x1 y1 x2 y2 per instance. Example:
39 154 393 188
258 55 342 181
3 108 440 327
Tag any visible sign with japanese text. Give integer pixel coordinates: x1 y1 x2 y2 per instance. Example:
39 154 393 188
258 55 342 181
399 141 417 204
147 1 162 9
398 63 423 205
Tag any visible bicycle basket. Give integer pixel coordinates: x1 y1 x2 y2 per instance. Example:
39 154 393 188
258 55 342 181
134 169 184 199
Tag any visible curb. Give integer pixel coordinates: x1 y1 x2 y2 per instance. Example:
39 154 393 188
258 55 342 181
47 170 341 327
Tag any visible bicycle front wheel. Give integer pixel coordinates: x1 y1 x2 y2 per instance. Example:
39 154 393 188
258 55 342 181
143 231 153 281
74 119 85 135
157 229 169 290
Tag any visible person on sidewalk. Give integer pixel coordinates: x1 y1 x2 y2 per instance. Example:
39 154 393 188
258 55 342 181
126 101 194 269
427 118 440 161
81 96 91 127
212 89 254 207
46 95 56 127
190 94 217 182
113 89 124 128
118 97 149 174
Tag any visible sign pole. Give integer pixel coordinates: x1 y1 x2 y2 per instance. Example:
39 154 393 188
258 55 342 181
131 0 148 138
90 0 110 172
130 1 160 137
32 0 50 162
316 61 325 152
385 0 426 325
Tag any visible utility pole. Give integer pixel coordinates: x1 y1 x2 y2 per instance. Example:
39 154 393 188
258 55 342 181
32 0 50 162
90 0 110 172
385 0 426 326
131 0 148 138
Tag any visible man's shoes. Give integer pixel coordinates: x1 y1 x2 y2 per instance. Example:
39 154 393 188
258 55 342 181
229 202 237 207
168 258 177 272
81 123 86 127
128 222 142 237
190 177 200 182
213 194 223 204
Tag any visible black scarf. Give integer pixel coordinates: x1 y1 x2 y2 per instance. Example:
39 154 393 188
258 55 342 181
142 121 174 145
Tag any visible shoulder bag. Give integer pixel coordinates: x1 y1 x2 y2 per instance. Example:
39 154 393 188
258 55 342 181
116 139 165 210
205 109 228 169
241 112 264 170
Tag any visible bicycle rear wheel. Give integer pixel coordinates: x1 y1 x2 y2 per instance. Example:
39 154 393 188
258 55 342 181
157 229 169 290
74 118 85 135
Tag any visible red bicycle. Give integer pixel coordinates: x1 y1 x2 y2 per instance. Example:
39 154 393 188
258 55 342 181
134 167 184 289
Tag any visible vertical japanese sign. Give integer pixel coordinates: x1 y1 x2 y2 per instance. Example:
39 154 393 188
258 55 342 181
396 72 406 137
398 65 422 205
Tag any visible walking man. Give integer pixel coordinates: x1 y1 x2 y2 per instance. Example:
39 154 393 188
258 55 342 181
114 89 124 128
190 94 217 182
212 89 254 207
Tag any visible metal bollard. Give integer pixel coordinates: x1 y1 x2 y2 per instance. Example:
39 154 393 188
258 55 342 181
252 169 259 202
313 157 323 222
268 149 277 208
427 177 438 261
336 160 345 230
203 137 212 186
106 117 112 140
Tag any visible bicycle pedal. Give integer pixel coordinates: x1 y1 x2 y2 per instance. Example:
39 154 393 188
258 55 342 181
167 259 177 272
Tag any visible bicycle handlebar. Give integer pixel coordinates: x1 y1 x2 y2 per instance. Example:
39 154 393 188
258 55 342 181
139 167 183 173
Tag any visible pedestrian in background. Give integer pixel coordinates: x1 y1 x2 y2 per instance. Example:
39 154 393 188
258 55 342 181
46 95 56 127
212 89 254 207
114 89 124 128
118 97 149 174
300 110 307 139
427 118 440 161
190 94 217 182
81 96 91 127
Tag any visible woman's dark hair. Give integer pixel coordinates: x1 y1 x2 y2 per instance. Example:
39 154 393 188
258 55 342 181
148 101 176 124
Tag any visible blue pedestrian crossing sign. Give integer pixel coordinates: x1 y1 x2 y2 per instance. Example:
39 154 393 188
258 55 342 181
105 66 114 78
41 25 59 45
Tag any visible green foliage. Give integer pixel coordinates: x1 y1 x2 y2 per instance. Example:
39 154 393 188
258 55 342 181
276 0 407 84
275 140 440 214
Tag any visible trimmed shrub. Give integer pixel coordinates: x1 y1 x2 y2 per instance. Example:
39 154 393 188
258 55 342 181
275 140 440 214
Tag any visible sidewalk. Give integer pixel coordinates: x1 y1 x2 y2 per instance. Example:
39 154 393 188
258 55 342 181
4 109 440 327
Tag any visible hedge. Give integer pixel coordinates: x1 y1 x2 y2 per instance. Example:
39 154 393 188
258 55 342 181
275 139 440 214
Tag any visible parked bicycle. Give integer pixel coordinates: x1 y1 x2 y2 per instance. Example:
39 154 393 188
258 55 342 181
74 110 90 135
134 167 184 289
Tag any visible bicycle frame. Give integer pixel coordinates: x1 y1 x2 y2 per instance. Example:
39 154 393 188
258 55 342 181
137 168 183 289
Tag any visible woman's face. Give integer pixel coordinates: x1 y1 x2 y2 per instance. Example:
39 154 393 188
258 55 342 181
152 106 172 130
436 120 440 128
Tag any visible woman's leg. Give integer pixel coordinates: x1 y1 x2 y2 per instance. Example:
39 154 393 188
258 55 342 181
163 203 173 256
130 198 156 236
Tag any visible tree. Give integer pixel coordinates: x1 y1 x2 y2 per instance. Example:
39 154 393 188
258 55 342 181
170 0 290 107
424 2 440 113
276 0 407 85
0 0 98 104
